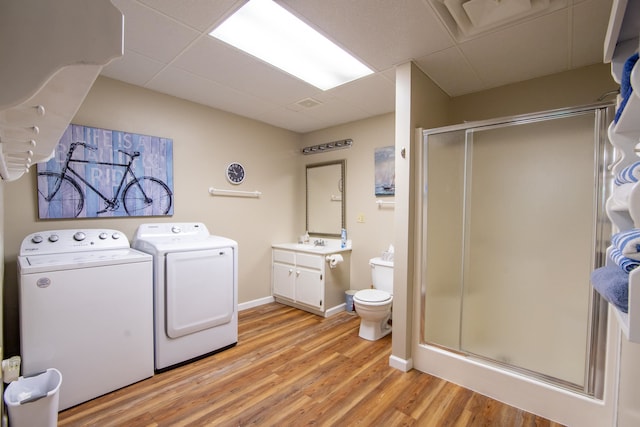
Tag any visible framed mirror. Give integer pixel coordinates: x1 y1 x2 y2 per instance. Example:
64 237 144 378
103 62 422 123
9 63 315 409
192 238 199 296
306 160 345 237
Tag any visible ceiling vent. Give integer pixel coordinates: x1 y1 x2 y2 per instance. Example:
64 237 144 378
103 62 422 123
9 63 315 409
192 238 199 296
430 0 566 41
296 97 322 108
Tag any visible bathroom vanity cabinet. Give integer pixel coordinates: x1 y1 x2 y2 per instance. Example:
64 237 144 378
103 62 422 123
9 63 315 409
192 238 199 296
271 244 351 317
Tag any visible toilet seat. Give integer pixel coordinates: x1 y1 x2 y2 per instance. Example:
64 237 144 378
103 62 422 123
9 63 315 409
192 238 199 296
354 289 392 303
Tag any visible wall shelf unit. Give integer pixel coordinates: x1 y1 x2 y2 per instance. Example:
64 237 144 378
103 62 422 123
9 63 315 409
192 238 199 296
0 0 123 182
604 0 640 343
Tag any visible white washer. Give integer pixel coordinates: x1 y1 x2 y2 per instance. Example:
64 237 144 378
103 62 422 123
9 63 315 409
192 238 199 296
18 229 154 411
132 222 238 371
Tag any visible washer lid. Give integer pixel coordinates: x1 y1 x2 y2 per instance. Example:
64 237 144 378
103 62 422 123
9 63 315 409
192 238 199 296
355 289 392 303
18 248 152 274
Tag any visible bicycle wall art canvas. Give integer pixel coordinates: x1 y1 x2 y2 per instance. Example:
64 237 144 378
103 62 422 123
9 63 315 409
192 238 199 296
37 124 174 219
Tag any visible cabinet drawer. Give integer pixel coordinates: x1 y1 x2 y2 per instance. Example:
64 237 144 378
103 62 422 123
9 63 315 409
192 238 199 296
273 249 295 264
296 253 323 270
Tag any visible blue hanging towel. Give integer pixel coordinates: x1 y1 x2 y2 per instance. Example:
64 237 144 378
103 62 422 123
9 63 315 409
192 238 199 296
615 52 639 123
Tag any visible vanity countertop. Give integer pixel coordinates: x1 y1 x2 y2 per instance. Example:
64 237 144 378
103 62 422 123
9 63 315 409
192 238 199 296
272 241 352 255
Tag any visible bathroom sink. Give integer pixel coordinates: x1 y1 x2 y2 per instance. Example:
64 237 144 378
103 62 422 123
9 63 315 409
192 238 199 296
272 241 351 254
294 244 326 251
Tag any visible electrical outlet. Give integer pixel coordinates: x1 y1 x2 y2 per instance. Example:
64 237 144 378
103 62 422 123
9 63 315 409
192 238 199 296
2 356 21 383
357 213 365 223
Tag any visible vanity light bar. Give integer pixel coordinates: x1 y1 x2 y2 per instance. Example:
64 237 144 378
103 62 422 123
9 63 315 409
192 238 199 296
302 138 352 155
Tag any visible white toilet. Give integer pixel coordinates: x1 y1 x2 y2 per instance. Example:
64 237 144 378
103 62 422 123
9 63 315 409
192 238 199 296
353 257 394 341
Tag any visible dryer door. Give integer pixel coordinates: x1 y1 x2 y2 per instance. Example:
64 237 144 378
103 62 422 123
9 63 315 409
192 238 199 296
166 248 234 338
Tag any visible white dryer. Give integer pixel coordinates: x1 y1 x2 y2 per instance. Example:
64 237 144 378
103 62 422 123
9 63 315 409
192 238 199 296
18 229 154 411
132 223 238 370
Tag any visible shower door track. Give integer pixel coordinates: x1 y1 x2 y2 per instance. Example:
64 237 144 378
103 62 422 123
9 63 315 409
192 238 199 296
424 101 614 135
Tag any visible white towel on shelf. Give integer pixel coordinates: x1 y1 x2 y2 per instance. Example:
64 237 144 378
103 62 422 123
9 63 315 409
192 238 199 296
614 161 640 185
608 183 633 211
612 229 640 261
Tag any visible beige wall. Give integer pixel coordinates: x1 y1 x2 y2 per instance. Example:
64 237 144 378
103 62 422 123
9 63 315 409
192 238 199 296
2 77 401 357
300 113 396 290
2 77 302 355
0 181 4 363
393 62 452 365
1 62 620 364
449 63 618 123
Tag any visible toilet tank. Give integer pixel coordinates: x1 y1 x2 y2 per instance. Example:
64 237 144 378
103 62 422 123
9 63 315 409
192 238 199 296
369 257 394 294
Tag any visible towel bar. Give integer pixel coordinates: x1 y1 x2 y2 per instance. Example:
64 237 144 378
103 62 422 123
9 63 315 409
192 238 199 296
208 187 262 198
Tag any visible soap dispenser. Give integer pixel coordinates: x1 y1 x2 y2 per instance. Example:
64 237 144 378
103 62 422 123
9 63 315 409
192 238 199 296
340 228 347 248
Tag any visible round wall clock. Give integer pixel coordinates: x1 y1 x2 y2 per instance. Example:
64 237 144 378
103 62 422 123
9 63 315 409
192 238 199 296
226 162 245 184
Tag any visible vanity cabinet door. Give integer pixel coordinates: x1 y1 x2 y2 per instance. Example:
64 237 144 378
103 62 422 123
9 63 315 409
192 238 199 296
273 262 295 300
296 266 323 309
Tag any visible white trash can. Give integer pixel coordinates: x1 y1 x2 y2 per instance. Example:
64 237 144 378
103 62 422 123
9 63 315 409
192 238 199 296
4 368 62 427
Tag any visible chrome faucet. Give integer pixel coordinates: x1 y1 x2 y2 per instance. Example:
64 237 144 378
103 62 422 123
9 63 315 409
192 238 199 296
313 239 325 247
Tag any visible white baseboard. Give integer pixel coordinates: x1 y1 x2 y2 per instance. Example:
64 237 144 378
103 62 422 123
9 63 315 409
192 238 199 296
238 296 274 311
325 303 347 317
389 354 413 372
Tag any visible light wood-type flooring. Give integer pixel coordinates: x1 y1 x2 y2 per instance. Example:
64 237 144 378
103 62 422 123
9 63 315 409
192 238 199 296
58 303 564 426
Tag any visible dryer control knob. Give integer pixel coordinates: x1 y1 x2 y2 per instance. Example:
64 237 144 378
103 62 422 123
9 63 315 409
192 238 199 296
48 234 59 242
31 235 43 244
171 226 182 234
98 232 108 240
73 232 86 241
112 232 121 240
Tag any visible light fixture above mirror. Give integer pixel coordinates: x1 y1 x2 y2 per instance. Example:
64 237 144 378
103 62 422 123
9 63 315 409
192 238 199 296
302 139 352 155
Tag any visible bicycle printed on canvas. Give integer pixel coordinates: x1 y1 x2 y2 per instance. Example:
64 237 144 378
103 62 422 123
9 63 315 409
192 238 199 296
37 124 174 219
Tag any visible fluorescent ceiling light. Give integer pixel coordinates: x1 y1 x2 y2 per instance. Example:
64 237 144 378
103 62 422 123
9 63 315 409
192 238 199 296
209 0 374 90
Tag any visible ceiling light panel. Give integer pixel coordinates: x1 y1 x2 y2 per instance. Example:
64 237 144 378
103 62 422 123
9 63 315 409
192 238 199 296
209 0 374 90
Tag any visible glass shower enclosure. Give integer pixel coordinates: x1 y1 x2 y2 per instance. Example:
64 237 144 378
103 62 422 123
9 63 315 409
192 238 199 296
421 104 613 396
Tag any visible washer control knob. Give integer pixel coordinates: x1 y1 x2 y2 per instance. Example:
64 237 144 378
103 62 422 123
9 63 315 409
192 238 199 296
171 226 182 234
98 232 108 240
48 234 59 242
73 232 86 241
31 235 43 244
112 232 121 240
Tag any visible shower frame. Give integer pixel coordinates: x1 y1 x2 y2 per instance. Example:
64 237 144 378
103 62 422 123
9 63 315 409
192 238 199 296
419 102 614 397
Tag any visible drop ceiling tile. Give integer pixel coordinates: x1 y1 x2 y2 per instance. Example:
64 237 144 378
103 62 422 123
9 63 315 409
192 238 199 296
298 95 373 127
414 47 486 96
101 49 166 87
111 0 201 64
137 0 242 31
459 10 570 88
279 0 455 71
100 1 613 133
254 107 326 134
171 37 316 105
146 66 276 119
328 73 396 116
571 0 614 67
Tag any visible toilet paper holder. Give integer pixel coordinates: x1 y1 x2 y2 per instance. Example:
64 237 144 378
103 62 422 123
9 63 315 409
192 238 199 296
325 254 344 269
